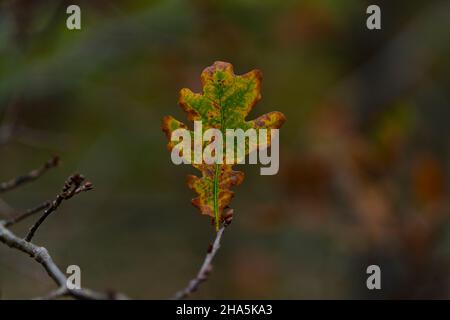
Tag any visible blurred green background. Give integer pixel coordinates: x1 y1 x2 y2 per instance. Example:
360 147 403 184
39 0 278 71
0 0 449 299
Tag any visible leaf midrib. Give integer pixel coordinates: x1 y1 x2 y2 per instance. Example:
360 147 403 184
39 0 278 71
213 83 226 231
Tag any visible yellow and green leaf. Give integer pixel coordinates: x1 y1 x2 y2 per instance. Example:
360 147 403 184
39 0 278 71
162 61 286 230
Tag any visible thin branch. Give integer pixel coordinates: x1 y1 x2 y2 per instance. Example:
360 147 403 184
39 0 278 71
172 212 233 300
25 174 93 242
4 201 50 227
0 156 60 194
35 287 128 300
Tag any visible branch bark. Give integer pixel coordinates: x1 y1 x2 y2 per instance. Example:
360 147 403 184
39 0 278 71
4 201 50 227
0 156 59 194
172 215 231 300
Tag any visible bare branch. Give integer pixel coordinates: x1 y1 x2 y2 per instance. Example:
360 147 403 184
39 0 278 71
0 156 60 194
4 201 50 227
172 211 233 300
34 287 128 300
0 221 66 285
0 158 129 299
25 174 93 242
0 221 126 300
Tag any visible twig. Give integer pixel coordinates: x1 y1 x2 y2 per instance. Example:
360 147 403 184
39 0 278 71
0 156 60 194
4 201 50 227
172 211 233 300
25 174 93 242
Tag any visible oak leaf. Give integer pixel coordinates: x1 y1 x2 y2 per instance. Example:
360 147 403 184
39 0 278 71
162 61 286 230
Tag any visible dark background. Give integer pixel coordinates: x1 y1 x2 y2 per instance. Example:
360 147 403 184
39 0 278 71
0 0 449 299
